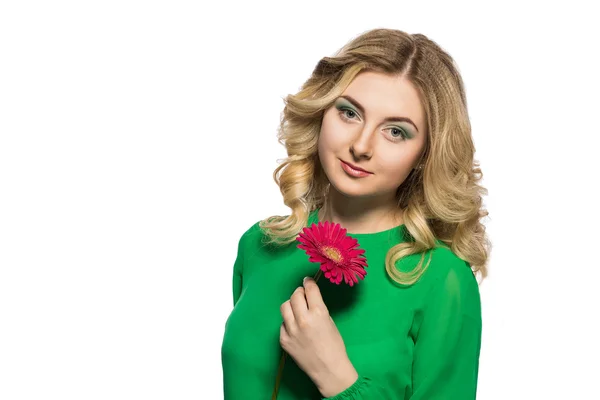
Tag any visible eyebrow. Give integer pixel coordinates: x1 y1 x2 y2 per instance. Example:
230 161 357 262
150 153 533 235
338 95 420 133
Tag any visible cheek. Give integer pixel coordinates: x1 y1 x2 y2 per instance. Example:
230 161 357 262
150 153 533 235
318 119 343 157
317 128 330 171
376 153 414 185
317 132 327 158
317 136 339 180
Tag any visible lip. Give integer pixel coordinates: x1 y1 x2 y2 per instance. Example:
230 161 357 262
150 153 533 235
341 160 372 174
340 160 373 177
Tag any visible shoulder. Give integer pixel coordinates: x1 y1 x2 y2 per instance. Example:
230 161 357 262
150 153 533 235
429 245 479 287
395 241 474 283
430 244 473 277
425 245 482 319
241 219 263 239
393 242 481 319
237 220 265 253
236 217 289 256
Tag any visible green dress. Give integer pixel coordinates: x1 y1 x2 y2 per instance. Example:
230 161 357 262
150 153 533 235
221 208 482 399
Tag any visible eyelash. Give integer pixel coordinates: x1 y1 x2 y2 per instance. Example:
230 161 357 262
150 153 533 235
338 107 409 142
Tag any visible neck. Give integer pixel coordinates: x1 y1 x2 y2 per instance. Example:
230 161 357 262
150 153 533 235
318 189 404 234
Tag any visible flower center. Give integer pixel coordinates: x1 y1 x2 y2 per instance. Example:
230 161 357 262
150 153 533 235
321 246 343 263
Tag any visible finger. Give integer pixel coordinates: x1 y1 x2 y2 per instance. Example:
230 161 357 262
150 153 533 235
303 277 326 311
280 299 297 333
280 322 289 342
289 286 308 322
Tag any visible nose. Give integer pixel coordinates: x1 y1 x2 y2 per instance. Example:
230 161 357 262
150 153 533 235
349 126 375 160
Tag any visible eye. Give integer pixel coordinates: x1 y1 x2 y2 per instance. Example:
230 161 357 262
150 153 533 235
387 127 409 141
338 107 359 121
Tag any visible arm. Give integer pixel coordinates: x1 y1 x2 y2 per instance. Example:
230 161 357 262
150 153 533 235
409 262 482 400
320 259 483 400
231 230 246 307
231 221 262 306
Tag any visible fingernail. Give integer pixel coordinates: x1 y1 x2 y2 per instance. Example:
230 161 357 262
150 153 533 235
303 276 309 284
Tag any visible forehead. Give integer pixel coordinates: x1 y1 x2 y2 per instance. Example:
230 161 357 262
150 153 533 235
341 71 425 129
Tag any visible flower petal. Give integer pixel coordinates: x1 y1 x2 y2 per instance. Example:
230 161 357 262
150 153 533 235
296 220 369 287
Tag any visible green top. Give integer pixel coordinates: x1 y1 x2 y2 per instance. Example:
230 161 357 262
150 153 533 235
221 209 482 399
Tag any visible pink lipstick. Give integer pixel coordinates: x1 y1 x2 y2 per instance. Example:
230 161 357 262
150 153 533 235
340 160 373 178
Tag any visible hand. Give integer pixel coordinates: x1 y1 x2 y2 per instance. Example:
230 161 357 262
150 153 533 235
279 277 359 397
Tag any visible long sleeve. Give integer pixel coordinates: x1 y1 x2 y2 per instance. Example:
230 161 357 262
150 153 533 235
409 260 482 399
321 258 482 400
231 231 246 307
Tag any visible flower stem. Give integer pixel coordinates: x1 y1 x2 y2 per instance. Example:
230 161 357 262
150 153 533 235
271 269 324 399
313 268 323 282
271 349 287 400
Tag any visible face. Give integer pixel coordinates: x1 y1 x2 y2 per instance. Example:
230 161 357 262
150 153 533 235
318 71 428 202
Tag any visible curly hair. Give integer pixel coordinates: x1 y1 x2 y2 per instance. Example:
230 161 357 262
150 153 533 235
259 28 491 285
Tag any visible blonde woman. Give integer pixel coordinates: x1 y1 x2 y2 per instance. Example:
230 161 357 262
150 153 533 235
221 28 491 399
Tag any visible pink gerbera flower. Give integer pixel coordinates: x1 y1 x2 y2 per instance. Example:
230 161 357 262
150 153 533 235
297 220 368 286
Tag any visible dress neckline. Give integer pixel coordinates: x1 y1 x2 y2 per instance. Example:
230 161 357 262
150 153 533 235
307 208 407 239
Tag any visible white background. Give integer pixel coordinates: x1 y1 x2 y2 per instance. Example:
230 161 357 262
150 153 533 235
1 1 599 399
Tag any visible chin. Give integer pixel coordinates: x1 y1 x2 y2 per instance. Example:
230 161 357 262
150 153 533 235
327 173 376 199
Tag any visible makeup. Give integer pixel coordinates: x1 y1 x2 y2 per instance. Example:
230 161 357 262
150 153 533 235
341 160 372 178
335 97 416 141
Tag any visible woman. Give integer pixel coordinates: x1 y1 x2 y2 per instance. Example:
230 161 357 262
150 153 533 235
221 28 491 399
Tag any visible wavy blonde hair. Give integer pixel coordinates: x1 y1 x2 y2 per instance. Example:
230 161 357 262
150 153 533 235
259 28 491 285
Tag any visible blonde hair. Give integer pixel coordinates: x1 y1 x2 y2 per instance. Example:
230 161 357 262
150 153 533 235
259 28 491 285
